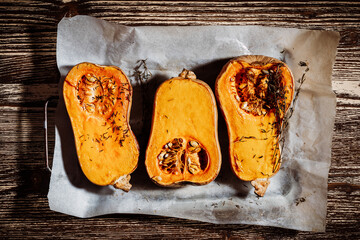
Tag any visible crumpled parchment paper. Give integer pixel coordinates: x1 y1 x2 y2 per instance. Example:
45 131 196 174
48 15 339 231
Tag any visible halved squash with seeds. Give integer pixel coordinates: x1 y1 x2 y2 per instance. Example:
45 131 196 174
145 69 221 186
63 62 139 191
215 55 294 196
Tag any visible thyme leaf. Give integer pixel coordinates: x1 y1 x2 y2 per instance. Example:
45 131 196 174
274 61 309 172
131 59 153 148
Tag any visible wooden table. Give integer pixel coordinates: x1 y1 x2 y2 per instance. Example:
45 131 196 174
1 1 359 239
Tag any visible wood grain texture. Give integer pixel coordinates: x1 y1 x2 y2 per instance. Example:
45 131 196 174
0 0 359 239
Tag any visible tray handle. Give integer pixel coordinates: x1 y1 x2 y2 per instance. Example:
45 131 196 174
44 96 59 172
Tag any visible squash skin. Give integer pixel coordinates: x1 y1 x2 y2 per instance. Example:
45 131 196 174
215 55 294 196
145 69 221 186
63 62 139 191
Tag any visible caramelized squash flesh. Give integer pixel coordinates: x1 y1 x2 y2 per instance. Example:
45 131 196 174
146 70 221 186
63 62 139 191
216 55 294 196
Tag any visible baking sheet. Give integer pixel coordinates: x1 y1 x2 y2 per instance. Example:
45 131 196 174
48 15 340 231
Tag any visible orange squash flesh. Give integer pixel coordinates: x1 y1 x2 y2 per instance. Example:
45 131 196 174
63 62 139 191
145 69 221 186
215 55 294 196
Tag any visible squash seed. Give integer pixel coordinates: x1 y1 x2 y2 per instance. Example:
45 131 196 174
189 141 199 147
158 151 166 160
159 138 205 174
241 102 248 109
187 156 201 174
85 74 97 84
261 69 269 75
239 83 247 89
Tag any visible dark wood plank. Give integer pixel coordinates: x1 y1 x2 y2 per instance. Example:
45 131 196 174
0 55 59 84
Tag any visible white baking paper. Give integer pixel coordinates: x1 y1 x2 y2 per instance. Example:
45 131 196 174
48 15 340 231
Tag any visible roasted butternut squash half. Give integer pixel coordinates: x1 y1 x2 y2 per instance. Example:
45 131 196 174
145 69 221 186
215 55 294 196
63 62 139 191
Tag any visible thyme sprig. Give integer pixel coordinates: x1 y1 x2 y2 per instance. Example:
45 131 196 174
131 59 153 146
132 59 152 123
133 59 152 85
274 61 309 172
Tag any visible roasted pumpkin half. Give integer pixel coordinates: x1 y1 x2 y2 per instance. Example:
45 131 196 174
215 55 294 196
63 62 139 191
145 69 221 186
